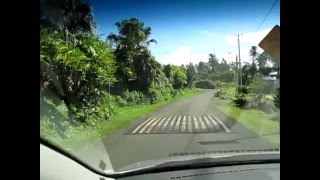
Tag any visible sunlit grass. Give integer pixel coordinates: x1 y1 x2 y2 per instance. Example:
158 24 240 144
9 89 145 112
218 103 279 144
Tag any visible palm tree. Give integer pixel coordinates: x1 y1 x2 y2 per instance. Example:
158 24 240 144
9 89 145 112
256 52 268 69
107 18 157 51
107 18 158 90
249 46 258 64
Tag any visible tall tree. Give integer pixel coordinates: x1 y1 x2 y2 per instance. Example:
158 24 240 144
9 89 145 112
107 18 158 91
197 61 211 79
217 58 230 72
40 0 96 37
249 46 259 64
208 53 219 73
186 62 197 87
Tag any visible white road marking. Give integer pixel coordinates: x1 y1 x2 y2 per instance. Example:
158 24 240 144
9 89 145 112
194 116 200 130
146 117 161 133
161 117 171 130
207 115 220 129
139 117 158 133
203 116 213 129
212 115 231 133
155 117 167 131
175 116 182 130
132 117 154 133
187 116 192 132
181 116 187 132
168 116 177 131
198 116 207 130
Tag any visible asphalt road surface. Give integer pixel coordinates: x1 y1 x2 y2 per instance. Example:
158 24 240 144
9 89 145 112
76 89 279 172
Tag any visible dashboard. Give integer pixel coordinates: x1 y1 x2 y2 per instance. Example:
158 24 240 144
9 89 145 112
40 144 279 180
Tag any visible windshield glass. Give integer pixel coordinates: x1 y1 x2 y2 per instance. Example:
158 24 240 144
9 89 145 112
40 0 280 175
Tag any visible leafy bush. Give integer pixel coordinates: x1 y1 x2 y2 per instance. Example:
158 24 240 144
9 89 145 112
214 80 223 87
248 74 273 94
215 90 225 98
147 88 162 104
210 71 234 82
40 29 116 110
40 116 65 141
115 95 128 107
171 89 184 97
194 79 216 89
236 85 250 94
233 93 247 108
120 90 148 105
274 88 280 109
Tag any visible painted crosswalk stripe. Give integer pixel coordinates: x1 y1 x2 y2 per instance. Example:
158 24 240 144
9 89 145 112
198 116 207 130
139 117 158 133
146 117 162 133
187 116 192 132
155 117 167 131
212 115 231 133
168 116 177 131
132 117 154 133
203 116 213 129
181 116 187 132
194 116 200 131
207 115 220 129
175 116 181 130
161 117 171 131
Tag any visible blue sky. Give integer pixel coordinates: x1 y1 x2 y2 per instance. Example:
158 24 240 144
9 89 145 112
91 0 280 65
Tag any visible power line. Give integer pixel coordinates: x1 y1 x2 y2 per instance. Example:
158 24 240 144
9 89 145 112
242 0 279 52
256 0 279 31
153 1 279 59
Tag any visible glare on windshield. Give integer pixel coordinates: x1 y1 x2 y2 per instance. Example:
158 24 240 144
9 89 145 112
40 0 280 173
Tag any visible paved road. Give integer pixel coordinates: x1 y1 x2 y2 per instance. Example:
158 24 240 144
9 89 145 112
76 89 279 172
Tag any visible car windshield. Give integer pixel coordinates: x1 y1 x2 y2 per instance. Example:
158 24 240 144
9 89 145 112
40 0 280 175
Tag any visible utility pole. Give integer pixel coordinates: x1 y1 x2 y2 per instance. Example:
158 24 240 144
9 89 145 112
235 34 242 85
235 55 239 87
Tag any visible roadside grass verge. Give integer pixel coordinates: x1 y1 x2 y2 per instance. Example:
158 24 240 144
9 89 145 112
56 88 200 151
218 103 279 144
215 84 236 100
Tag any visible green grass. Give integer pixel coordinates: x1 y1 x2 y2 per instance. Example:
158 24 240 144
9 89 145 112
56 89 200 151
216 84 236 100
218 103 279 144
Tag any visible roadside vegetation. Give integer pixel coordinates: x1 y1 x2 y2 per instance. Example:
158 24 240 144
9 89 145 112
40 0 204 148
214 46 280 143
40 0 280 148
218 104 279 143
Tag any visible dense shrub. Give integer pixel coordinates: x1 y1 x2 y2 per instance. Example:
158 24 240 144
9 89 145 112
120 90 148 105
233 93 247 108
214 80 223 87
210 71 234 82
215 90 226 98
248 74 273 94
115 95 128 107
194 79 216 89
274 88 280 109
248 94 276 112
236 85 250 94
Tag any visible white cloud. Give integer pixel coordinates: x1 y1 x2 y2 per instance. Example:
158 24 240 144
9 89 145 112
199 31 221 39
154 46 208 66
225 28 271 45
152 28 272 66
224 29 271 63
